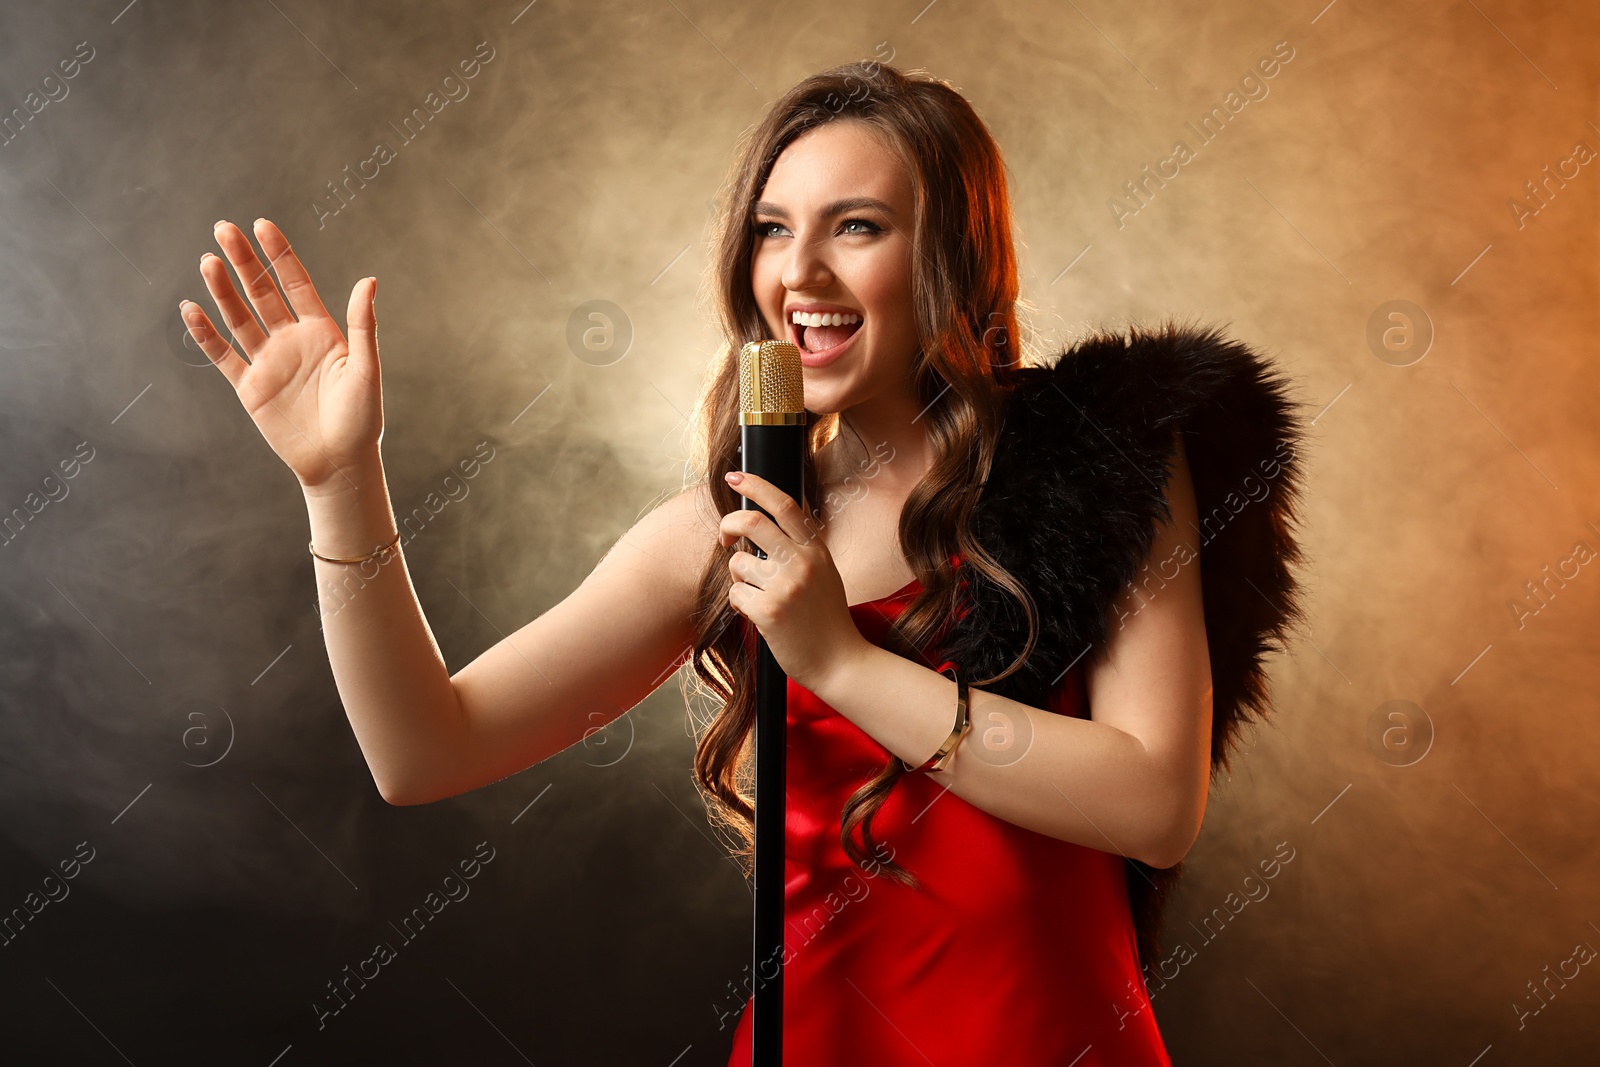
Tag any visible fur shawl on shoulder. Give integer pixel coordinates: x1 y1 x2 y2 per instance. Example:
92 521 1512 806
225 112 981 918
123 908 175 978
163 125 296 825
936 319 1311 971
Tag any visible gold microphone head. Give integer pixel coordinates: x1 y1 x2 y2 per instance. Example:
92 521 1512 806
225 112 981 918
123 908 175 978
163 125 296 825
738 340 807 425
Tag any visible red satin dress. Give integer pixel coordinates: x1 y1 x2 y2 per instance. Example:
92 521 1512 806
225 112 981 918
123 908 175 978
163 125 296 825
725 573 1171 1067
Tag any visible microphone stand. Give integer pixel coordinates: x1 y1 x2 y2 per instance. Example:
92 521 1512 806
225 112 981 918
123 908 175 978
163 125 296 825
750 601 790 1067
738 340 807 1067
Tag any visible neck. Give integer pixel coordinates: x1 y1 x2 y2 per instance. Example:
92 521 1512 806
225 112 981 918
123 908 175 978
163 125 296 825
821 388 934 495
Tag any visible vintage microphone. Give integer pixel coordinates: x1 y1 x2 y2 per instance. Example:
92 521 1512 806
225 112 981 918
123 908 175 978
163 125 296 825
737 338 806 1067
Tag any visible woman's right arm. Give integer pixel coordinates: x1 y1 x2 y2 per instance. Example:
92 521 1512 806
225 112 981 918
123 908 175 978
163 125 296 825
306 468 716 806
184 217 720 807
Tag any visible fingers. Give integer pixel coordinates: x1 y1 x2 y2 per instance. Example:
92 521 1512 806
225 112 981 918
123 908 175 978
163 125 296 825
723 472 817 546
720 477 819 606
211 219 295 334
726 544 791 594
726 550 763 595
719 506 781 557
198 247 268 360
720 511 801 603
345 276 378 379
253 219 333 323
177 299 249 391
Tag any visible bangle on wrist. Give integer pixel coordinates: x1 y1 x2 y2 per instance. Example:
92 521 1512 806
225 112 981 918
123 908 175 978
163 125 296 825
902 666 970 774
309 530 401 565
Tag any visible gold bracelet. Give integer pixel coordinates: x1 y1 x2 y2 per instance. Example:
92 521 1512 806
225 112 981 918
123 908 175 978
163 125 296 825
902 666 970 774
308 530 401 565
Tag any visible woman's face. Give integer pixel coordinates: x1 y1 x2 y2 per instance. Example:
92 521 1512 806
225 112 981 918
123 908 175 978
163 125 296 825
749 119 919 416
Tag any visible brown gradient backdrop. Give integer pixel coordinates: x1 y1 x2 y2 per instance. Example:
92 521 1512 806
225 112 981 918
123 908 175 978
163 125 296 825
0 0 1595 1063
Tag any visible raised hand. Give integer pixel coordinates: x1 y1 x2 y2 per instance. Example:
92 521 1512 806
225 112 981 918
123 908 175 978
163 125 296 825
180 219 383 494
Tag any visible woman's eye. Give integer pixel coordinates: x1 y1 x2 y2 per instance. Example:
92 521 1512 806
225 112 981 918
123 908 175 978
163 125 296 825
751 219 881 238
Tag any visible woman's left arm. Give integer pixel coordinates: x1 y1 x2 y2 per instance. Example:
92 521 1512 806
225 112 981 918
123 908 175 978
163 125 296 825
811 432 1212 870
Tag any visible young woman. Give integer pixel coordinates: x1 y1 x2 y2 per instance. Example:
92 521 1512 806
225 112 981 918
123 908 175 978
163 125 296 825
181 60 1306 1067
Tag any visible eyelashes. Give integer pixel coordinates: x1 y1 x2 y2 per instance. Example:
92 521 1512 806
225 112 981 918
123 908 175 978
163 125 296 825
841 218 884 235
751 218 884 239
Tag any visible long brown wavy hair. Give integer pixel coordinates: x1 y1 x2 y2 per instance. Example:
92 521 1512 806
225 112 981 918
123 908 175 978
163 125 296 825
683 60 1042 891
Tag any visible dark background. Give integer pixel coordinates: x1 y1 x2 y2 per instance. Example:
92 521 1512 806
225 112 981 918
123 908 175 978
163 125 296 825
2 0 1597 1063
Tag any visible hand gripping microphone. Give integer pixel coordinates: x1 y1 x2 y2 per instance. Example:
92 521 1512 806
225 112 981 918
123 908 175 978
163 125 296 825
737 338 806 1067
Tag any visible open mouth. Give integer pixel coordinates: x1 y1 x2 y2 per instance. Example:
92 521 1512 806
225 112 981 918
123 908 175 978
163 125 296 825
791 317 863 355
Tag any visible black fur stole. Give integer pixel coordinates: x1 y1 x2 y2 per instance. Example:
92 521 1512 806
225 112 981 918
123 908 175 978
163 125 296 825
936 319 1312 972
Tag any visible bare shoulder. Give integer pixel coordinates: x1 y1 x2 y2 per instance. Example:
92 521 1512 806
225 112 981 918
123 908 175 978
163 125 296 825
602 480 722 597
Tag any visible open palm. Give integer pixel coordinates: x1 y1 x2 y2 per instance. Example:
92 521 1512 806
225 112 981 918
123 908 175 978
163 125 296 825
180 218 382 493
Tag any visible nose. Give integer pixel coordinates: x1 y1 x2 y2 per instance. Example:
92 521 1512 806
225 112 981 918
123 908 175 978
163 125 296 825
780 228 834 295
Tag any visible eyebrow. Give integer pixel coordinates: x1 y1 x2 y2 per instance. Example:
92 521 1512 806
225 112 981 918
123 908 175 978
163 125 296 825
750 196 897 220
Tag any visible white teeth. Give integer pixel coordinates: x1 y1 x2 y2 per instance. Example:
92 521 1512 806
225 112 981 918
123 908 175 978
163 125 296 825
789 311 861 327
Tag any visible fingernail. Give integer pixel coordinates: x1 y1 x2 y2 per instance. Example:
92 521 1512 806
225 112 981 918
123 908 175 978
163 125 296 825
726 471 743 484
212 220 226 231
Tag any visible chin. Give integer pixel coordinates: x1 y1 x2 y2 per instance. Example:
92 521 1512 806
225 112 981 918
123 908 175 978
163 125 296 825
798 378 854 416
